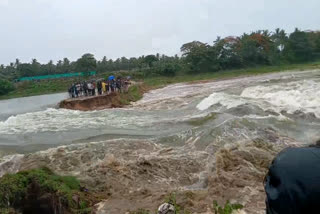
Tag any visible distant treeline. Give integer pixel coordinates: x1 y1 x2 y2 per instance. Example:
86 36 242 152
1 28 320 82
181 28 320 73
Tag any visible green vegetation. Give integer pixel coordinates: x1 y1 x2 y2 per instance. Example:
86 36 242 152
143 61 320 88
118 84 146 105
0 79 75 100
108 84 148 107
0 79 14 96
1 28 320 99
0 167 93 214
181 29 320 73
125 194 245 214
213 200 244 214
165 193 181 213
164 193 191 214
1 60 320 100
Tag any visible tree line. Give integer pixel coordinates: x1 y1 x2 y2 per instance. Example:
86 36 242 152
181 28 320 73
0 28 320 90
0 52 181 81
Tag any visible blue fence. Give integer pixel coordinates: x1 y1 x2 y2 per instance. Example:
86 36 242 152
18 71 96 82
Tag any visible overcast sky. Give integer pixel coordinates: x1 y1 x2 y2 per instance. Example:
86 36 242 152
0 0 319 64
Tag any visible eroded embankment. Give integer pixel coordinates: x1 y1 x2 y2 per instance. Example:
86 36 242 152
59 84 149 111
59 92 119 111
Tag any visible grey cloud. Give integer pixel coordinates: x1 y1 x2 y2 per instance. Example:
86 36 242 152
0 0 319 64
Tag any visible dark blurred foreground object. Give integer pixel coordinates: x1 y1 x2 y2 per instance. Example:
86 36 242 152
265 146 320 214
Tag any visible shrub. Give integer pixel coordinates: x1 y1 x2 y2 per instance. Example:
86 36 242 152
159 63 179 77
0 79 15 95
213 200 244 214
0 167 90 213
146 62 180 77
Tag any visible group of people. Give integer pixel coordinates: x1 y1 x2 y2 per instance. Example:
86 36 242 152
68 77 131 98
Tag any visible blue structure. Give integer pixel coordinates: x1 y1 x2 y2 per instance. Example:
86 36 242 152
17 71 96 82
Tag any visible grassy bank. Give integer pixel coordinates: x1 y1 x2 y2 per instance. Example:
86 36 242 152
1 61 320 100
143 61 320 88
0 167 95 214
108 84 150 107
0 79 75 100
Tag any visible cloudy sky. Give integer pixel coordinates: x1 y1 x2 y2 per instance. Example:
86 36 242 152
0 0 319 64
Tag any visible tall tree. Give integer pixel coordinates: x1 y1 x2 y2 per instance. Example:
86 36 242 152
62 58 71 73
97 56 108 73
14 59 20 68
214 36 242 69
76 53 97 72
285 28 313 62
30 59 40 76
144 55 158 67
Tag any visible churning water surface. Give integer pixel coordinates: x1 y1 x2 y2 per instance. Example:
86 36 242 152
0 70 320 155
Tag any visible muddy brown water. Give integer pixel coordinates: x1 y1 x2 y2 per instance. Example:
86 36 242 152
0 70 320 213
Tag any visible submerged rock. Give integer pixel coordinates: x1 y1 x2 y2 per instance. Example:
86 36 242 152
158 203 175 214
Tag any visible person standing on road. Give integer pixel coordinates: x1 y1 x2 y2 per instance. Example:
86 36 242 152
102 81 106 94
92 81 96 96
97 81 102 95
83 81 88 96
87 82 92 96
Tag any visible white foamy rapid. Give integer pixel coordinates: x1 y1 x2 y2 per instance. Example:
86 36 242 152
0 108 156 135
0 70 319 149
241 79 320 117
0 70 320 214
196 92 247 111
197 78 320 118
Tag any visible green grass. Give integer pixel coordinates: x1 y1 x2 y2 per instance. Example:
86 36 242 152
1 61 320 100
0 79 75 100
144 61 320 88
0 167 92 213
164 192 192 214
118 84 146 105
213 200 244 214
105 84 147 107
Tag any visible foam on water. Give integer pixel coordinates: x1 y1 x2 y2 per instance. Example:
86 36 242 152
197 79 320 118
0 108 156 135
241 80 320 117
0 154 24 177
0 70 319 214
0 107 195 135
1 70 319 147
196 92 247 111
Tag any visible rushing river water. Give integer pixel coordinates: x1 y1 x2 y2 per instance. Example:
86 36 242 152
0 70 320 155
1 70 320 213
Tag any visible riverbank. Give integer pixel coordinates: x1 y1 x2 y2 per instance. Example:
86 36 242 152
143 61 320 88
0 79 75 100
1 61 320 100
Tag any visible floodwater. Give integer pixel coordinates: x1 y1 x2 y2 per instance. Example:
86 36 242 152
0 70 320 213
0 93 67 121
0 70 319 154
